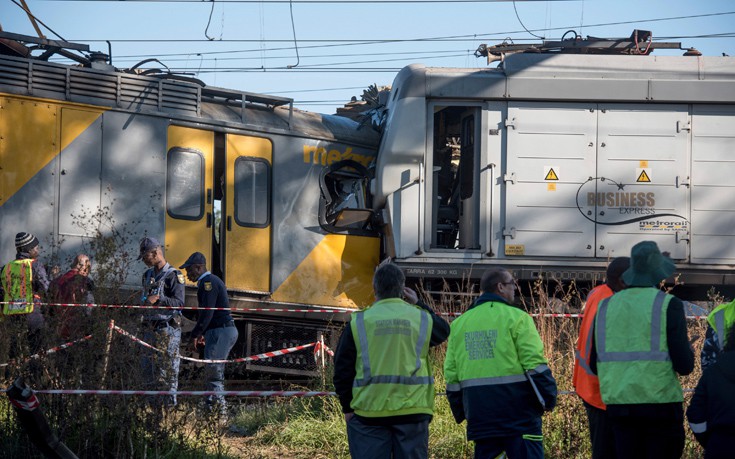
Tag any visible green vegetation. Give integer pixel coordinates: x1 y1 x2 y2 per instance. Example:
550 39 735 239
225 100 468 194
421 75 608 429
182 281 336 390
0 206 716 458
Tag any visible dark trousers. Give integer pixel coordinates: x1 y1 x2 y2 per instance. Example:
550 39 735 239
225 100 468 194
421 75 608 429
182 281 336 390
583 401 616 459
346 416 429 459
473 428 544 459
609 414 684 459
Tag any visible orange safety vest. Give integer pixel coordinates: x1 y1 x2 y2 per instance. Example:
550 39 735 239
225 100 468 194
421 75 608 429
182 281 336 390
573 283 613 410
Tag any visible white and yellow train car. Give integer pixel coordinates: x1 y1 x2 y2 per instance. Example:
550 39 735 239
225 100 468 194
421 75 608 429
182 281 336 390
0 40 379 375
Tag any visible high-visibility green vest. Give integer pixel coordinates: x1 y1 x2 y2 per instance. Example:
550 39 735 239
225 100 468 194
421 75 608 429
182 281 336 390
596 288 683 405
706 299 735 351
1 259 35 315
350 298 434 418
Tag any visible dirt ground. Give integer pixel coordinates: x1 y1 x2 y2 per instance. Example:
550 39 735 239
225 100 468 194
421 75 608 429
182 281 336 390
220 434 313 459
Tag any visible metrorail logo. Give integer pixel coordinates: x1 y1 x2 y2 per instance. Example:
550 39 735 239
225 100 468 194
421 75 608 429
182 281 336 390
302 144 374 167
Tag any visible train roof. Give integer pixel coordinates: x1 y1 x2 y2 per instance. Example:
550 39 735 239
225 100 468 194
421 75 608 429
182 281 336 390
389 53 735 104
0 52 378 147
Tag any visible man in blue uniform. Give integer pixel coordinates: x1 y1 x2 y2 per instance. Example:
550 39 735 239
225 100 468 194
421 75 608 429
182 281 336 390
180 252 238 414
138 237 185 406
445 268 557 459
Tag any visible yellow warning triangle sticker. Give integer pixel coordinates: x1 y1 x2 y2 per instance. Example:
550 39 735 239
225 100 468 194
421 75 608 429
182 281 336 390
637 170 651 183
544 168 559 181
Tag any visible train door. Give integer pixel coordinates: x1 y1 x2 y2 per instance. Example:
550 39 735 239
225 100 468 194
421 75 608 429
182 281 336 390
595 105 689 260
429 105 481 250
165 126 214 270
223 134 271 293
504 102 597 257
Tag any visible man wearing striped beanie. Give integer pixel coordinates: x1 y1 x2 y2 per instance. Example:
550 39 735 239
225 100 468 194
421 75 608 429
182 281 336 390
1 232 49 332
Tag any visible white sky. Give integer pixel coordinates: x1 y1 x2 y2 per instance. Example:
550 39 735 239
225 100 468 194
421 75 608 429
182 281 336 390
3 0 734 114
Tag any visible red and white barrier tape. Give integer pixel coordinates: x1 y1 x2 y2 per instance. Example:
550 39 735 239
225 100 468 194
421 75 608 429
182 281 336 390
34 389 335 397
313 341 335 361
0 301 346 314
1 301 709 320
32 388 694 398
0 335 93 368
113 324 318 364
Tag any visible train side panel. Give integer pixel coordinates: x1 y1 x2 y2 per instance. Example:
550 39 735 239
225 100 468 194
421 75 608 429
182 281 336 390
375 56 735 286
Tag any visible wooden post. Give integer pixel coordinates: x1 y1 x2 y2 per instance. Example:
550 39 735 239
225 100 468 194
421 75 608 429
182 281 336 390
100 319 114 388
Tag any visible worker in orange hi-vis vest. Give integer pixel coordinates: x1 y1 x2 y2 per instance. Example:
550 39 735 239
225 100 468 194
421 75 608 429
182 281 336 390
573 257 629 459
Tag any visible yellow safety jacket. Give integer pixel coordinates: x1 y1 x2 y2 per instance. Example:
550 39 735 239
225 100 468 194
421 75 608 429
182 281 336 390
596 288 683 405
350 298 434 418
707 299 735 351
1 259 35 315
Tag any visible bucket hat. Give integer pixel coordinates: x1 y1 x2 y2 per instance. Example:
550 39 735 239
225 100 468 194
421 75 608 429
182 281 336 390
622 241 675 286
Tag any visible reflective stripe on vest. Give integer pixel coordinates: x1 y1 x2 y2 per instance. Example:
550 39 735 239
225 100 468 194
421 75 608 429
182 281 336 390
688 421 707 434
714 309 726 350
446 364 549 392
597 291 671 363
353 308 433 387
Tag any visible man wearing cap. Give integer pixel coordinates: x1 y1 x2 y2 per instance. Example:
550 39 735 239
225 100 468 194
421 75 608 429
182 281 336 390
137 236 185 406
1 232 49 337
591 241 694 459
180 252 238 415
573 257 629 459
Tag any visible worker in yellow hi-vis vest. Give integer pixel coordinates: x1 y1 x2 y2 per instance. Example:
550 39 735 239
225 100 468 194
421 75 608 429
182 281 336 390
333 263 450 459
1 232 50 354
591 241 694 459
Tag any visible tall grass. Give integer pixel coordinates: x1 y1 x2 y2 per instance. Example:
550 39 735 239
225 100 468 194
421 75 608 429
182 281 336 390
229 277 713 458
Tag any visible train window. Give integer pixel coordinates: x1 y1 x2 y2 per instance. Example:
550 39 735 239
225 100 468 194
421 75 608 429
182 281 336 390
166 147 205 220
234 157 270 227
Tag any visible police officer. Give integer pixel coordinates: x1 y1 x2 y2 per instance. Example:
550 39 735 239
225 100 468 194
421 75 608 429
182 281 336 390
591 241 694 459
138 237 185 406
1 232 49 352
179 252 238 415
333 263 450 459
444 268 557 459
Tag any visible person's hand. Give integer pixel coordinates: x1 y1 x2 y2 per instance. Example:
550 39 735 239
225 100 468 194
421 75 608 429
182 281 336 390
403 287 418 305
193 336 205 351
344 412 354 423
146 294 159 305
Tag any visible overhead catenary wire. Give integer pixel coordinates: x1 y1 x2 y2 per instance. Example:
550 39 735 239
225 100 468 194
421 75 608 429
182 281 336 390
9 0 70 42
64 11 735 45
513 0 545 39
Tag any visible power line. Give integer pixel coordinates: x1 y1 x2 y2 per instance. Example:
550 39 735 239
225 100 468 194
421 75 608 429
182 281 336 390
163 51 470 70
108 50 470 64
267 86 368 94
44 0 572 3
66 11 735 44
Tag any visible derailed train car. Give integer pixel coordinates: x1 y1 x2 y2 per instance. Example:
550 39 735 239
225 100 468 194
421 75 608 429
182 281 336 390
369 35 735 297
3 32 735 375
0 34 379 376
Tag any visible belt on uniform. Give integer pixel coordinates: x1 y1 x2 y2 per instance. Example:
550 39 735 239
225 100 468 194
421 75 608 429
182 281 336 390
144 317 179 330
208 320 235 331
